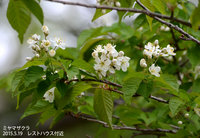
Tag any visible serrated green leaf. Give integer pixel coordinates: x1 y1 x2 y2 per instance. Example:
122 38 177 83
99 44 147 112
137 79 154 101
169 97 184 117
58 82 92 109
21 99 51 120
122 77 143 104
11 70 26 92
154 74 179 91
18 58 46 71
151 0 166 15
72 59 96 75
94 89 113 127
190 3 200 30
192 79 200 93
7 0 31 43
22 0 43 24
24 66 44 87
188 46 200 68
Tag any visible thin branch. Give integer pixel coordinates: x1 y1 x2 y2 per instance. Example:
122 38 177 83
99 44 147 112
45 0 200 45
45 0 192 27
68 78 169 103
67 78 122 88
135 0 200 45
69 112 177 134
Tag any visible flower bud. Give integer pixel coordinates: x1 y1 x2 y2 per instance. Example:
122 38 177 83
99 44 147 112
178 121 182 125
42 25 49 35
26 57 32 61
184 113 189 118
49 49 56 57
154 40 159 46
140 58 147 68
115 1 121 7
35 54 40 58
118 51 124 57
102 9 106 14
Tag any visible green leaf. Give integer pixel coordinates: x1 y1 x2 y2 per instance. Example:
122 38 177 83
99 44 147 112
140 0 155 31
21 99 51 120
11 70 26 92
154 74 179 91
56 80 68 96
133 14 146 29
72 59 96 75
24 66 44 87
94 89 113 127
22 0 44 24
56 48 75 60
58 82 92 109
17 58 46 71
192 79 200 93
67 66 79 80
117 0 134 22
7 0 31 43
188 46 200 67
77 27 103 49
151 0 166 15
37 80 51 97
122 77 143 104
190 3 200 30
169 97 184 117
137 79 154 100
37 107 57 125
92 9 112 22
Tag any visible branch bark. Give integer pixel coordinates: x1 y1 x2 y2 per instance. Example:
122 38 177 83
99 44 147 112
69 112 178 134
135 0 200 45
67 78 169 104
45 0 200 45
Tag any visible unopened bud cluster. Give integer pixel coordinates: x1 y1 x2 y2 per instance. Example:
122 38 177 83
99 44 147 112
92 43 130 78
96 0 121 14
140 40 176 77
26 25 66 61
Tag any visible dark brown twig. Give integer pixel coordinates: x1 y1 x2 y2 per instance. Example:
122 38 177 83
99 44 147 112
69 112 178 134
45 0 200 45
135 0 200 45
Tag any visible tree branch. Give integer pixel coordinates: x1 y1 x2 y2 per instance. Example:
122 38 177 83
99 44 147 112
67 78 169 104
45 0 192 27
135 0 200 45
45 0 200 45
69 112 177 134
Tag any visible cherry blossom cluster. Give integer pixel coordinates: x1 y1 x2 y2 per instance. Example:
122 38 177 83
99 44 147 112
92 43 130 78
140 40 176 77
26 25 65 61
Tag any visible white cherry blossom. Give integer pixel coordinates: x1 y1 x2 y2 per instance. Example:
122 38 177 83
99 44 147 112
51 37 65 49
49 49 56 57
149 64 161 77
41 40 51 48
43 87 55 103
